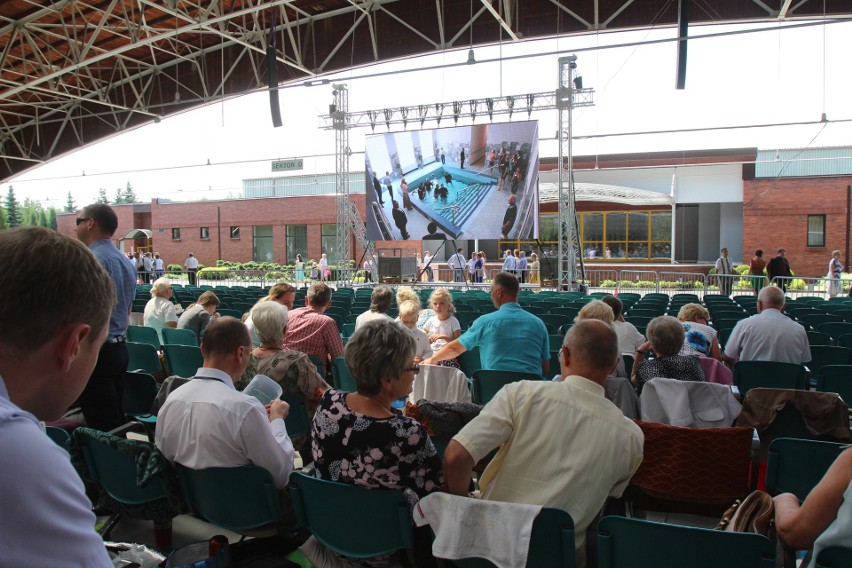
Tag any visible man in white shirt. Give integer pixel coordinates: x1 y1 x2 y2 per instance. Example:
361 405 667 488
156 317 295 492
153 252 165 279
724 285 811 365
184 252 199 286
715 247 734 297
422 250 433 281
467 252 478 282
501 249 516 277
448 248 467 282
0 227 115 567
601 295 646 355
319 253 329 282
443 319 644 568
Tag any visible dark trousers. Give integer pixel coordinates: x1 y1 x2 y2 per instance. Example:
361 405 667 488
77 341 129 431
187 268 198 286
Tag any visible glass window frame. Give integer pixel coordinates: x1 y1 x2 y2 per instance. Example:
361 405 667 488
252 225 274 262
286 224 308 264
807 214 826 247
230 226 240 239
171 227 180 240
200 226 209 240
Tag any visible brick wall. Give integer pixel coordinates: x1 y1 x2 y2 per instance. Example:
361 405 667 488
743 176 852 278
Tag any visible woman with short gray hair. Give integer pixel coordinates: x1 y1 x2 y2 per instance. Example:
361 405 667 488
632 315 705 385
312 319 443 515
239 301 329 454
143 277 179 342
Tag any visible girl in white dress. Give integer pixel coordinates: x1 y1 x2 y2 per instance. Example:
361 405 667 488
421 288 461 368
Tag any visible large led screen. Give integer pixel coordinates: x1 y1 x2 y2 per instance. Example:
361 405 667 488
365 121 539 242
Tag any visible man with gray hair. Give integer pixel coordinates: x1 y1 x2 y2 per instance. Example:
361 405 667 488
283 282 343 369
355 285 394 330
75 202 137 431
0 227 116 566
724 285 811 365
443 319 644 568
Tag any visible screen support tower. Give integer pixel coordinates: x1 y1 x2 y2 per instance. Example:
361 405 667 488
330 84 375 286
557 55 594 291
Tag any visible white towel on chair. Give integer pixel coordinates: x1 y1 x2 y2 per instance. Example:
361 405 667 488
413 492 541 568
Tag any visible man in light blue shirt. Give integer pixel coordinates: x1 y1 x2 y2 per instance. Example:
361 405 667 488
424 272 550 376
75 203 137 430
0 227 115 566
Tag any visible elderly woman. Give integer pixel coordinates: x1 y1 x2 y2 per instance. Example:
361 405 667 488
677 303 722 360
632 315 705 385
245 282 296 347
241 301 329 452
176 291 219 342
143 277 180 343
312 319 442 503
355 285 394 329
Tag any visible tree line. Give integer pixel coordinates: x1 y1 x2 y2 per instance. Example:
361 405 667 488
1 183 138 230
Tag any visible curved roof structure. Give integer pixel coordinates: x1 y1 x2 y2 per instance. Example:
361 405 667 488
540 182 673 206
2 1 851 182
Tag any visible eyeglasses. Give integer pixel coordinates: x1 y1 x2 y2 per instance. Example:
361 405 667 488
404 363 421 374
75 217 91 225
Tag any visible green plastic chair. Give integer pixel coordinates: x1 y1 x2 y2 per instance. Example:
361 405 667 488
73 427 181 550
178 464 282 536
457 346 482 378
471 370 542 405
309 354 326 377
127 325 161 349
808 346 852 375
331 356 357 391
816 365 852 403
162 344 203 378
733 361 807 398
596 516 776 568
121 371 159 436
806 331 832 346
765 438 848 502
816 546 852 568
342 323 357 337
817 322 852 340
45 426 70 450
281 393 311 438
289 471 414 560
126 341 165 378
443 507 575 568
161 327 198 347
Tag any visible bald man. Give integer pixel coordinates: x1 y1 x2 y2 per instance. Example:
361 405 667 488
724 285 811 365
443 319 644 568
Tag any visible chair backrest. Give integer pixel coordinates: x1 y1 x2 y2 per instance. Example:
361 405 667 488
308 354 326 376
628 421 753 515
178 464 282 532
733 361 807 397
838 334 852 348
45 425 70 450
162 344 204 378
122 371 159 416
281 393 311 438
817 322 852 341
126 341 164 377
816 546 852 568
73 427 177 510
161 327 198 347
596 516 776 568
765 437 848 502
289 471 414 559
331 356 357 391
457 346 482 377
807 331 833 346
471 370 542 405
127 325 161 349
808 346 852 374
816 365 852 402
433 503 575 568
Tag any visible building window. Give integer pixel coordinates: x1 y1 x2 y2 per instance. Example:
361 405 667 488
253 225 274 262
286 225 308 264
230 226 240 239
171 228 180 240
321 224 337 258
200 226 209 239
807 215 826 247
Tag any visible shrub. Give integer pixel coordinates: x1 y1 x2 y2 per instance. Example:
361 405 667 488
734 264 750 275
167 264 183 272
600 279 617 287
264 270 293 282
197 267 230 281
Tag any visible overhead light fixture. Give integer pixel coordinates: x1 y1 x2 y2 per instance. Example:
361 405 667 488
467 49 476 65
573 76 583 90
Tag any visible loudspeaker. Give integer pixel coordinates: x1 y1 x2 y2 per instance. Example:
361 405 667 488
267 45 282 128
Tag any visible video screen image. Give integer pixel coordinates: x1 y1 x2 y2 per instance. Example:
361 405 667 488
365 121 539 242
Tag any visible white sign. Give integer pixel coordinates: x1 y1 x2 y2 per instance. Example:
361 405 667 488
271 159 303 172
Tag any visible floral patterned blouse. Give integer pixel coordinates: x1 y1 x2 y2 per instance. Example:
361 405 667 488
311 389 443 506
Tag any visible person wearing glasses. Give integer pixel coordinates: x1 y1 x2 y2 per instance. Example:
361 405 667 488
309 319 442 565
74 203 137 431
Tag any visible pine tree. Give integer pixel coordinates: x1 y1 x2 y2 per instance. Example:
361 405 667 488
38 208 49 228
97 188 109 204
64 191 76 213
122 182 137 204
0 205 7 230
4 187 21 228
47 207 57 230
114 187 124 204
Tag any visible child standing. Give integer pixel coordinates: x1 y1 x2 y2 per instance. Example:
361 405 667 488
398 300 432 361
421 288 461 368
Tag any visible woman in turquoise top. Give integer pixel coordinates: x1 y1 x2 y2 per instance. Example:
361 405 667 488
294 254 305 285
774 448 852 567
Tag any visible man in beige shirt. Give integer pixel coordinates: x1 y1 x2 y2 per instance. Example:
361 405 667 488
444 319 644 568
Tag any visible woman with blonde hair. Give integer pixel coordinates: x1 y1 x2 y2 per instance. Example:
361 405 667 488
143 277 180 343
677 303 722 360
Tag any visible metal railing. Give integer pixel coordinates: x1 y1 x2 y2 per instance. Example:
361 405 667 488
659 272 709 298
769 275 849 299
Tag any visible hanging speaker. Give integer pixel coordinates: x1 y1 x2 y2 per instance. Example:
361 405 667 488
267 45 283 127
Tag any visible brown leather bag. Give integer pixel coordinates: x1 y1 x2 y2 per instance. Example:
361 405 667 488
716 490 776 542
